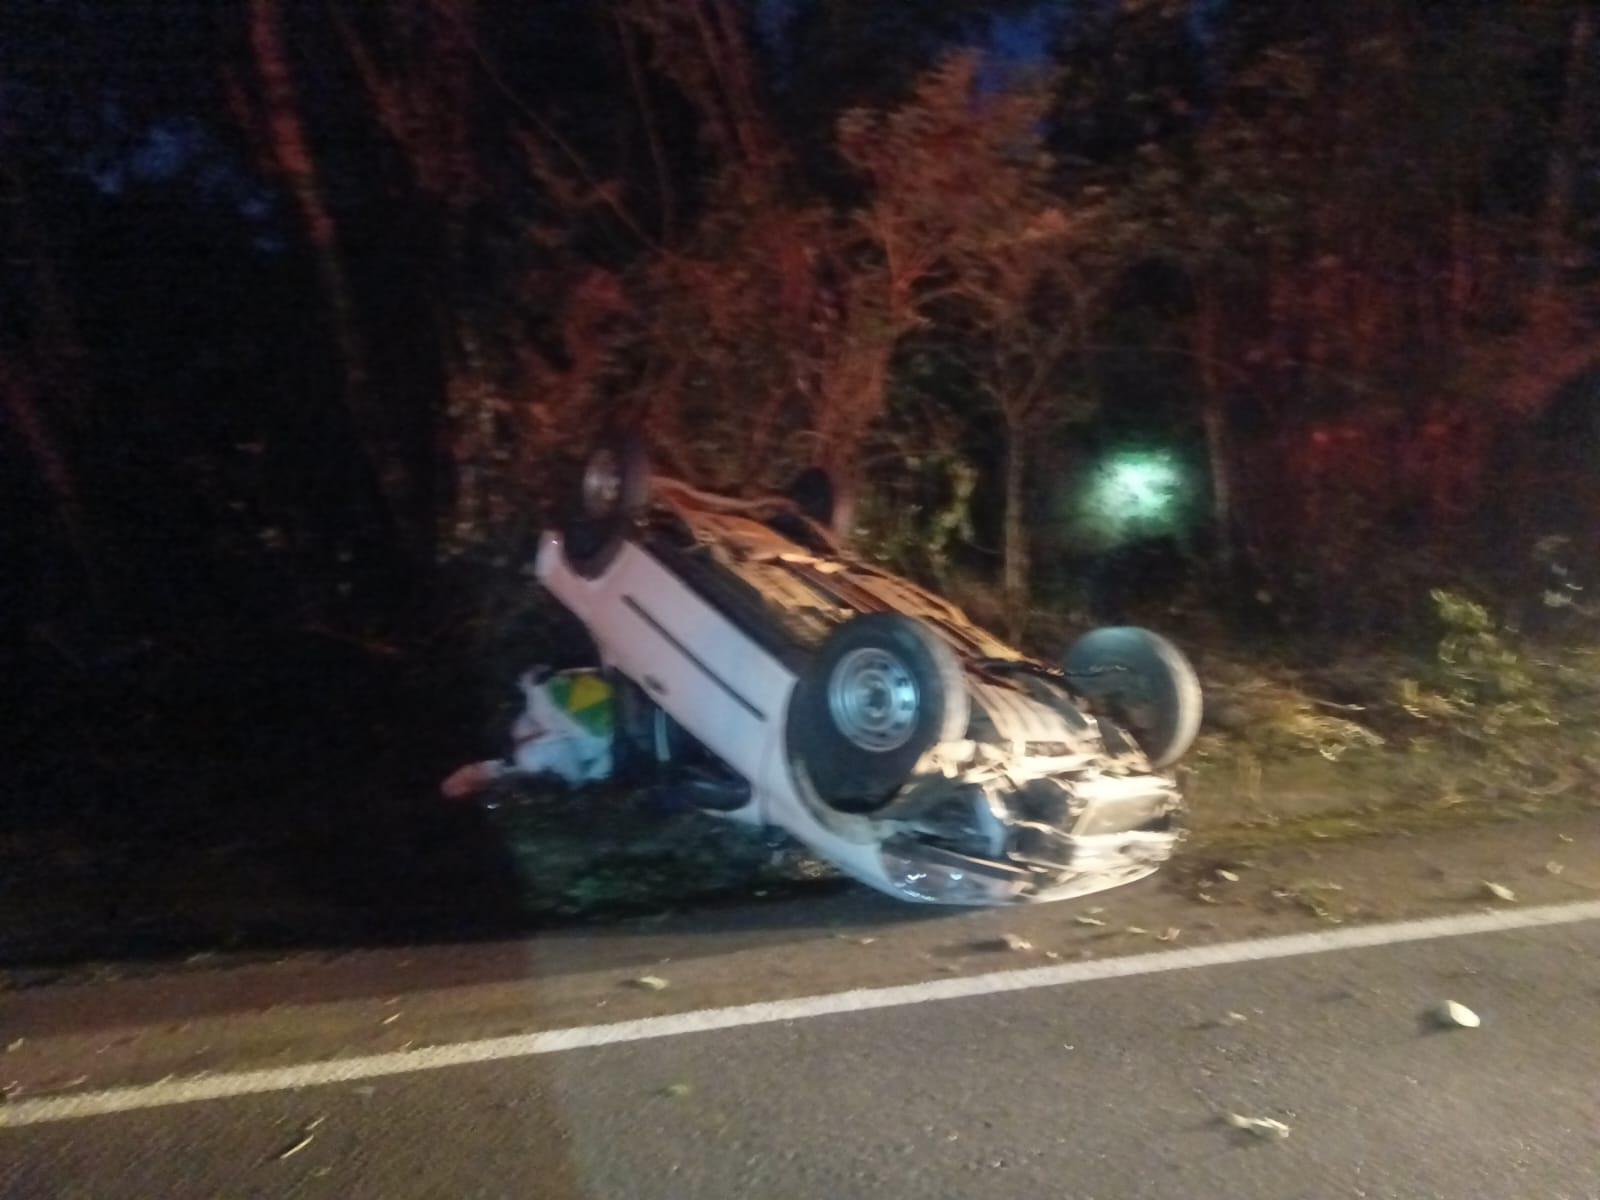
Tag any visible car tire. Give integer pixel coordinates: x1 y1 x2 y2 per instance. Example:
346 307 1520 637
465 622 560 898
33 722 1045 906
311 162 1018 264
786 466 838 527
787 613 970 814
562 431 651 578
1062 626 1202 768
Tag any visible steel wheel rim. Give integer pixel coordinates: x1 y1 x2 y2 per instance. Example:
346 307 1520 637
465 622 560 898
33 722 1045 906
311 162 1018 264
827 647 920 752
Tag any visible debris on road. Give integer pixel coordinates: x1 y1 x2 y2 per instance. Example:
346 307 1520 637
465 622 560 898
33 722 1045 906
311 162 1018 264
1216 869 1240 882
4 1039 22 1053
1157 927 1182 942
630 975 670 991
1482 881 1517 902
380 1012 402 1026
1274 881 1346 922
973 933 1033 952
658 1083 692 1099
1227 1113 1292 1140
274 1135 315 1161
1224 1011 1249 1025
1074 915 1107 927
1545 861 1564 876
1433 1000 1481 1029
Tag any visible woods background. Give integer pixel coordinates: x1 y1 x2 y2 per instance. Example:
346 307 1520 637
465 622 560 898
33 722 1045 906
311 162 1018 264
3 2 1599 955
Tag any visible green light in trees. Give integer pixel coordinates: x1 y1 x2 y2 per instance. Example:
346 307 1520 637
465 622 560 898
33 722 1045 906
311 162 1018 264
1063 448 1194 552
1094 451 1183 521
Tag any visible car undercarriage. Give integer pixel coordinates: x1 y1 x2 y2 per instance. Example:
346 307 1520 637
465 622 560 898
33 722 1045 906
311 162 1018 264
533 434 1202 905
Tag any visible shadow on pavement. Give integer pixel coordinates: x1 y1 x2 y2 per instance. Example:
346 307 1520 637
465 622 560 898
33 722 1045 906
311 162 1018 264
0 627 965 1033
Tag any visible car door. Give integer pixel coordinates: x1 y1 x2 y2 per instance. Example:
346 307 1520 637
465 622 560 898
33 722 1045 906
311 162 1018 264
568 540 789 787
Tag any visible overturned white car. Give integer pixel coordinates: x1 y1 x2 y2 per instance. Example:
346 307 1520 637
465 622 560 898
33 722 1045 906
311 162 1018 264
533 433 1203 906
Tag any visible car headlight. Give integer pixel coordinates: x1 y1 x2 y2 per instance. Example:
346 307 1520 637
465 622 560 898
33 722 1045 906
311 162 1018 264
880 844 1030 905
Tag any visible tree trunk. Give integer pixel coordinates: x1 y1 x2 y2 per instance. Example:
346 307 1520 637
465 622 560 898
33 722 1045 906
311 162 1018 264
814 432 860 542
1002 422 1028 641
0 365 101 603
1534 5 1594 317
248 0 424 557
1 155 91 426
0 155 104 605
1200 396 1232 558
1194 287 1235 569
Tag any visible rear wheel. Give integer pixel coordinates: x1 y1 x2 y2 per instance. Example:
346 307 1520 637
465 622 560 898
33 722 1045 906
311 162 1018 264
1062 626 1202 768
786 467 837 526
562 432 651 578
783 466 853 544
787 613 970 813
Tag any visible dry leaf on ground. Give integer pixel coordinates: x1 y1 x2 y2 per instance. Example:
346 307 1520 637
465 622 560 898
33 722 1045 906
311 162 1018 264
1227 1113 1291 1139
978 933 1033 952
274 1135 315 1161
1434 1000 1481 1029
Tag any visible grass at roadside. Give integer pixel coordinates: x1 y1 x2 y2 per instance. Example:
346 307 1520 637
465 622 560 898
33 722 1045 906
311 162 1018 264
1180 636 1600 851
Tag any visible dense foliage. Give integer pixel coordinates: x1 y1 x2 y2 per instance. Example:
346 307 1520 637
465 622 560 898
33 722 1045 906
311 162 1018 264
4 0 1597 648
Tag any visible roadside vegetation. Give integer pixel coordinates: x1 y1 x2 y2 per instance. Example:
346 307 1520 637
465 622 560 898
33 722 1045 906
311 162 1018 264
3 2 1598 963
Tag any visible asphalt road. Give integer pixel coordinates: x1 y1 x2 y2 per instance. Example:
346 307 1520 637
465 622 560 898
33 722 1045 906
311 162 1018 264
3 814 1598 1199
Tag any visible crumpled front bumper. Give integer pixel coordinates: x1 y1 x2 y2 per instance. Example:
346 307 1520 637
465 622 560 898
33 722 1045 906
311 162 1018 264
878 825 1180 906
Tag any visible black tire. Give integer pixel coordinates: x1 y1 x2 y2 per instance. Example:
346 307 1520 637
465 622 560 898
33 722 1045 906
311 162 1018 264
562 432 651 578
782 465 854 544
786 467 837 528
1062 626 1202 768
787 613 970 813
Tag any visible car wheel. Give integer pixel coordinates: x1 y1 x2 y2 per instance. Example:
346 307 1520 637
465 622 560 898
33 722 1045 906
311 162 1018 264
562 432 651 578
786 466 838 527
788 613 970 814
1062 626 1202 768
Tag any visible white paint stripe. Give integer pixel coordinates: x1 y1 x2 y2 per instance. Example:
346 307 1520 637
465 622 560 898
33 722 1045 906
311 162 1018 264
5 900 1599 1129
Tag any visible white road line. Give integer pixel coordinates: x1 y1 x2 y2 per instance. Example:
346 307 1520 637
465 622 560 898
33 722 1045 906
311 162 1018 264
4 900 1600 1129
